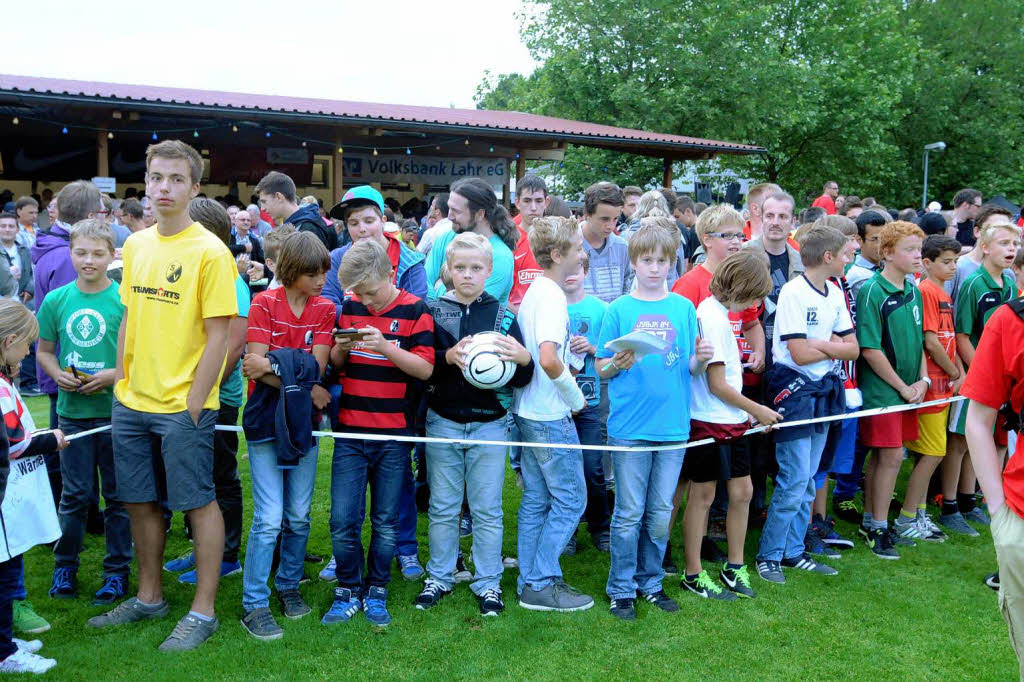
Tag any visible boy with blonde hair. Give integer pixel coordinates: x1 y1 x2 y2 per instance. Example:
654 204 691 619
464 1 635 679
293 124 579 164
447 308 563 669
597 221 713 619
514 216 592 613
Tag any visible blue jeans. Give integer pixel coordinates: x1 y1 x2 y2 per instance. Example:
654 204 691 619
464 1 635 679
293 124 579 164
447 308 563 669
834 441 868 501
53 416 132 578
758 429 829 562
514 415 585 593
395 457 419 557
330 438 408 592
507 412 522 474
242 441 319 610
424 410 506 593
573 405 610 540
605 440 684 599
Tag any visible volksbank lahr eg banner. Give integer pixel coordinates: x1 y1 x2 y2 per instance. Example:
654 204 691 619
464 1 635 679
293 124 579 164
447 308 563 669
343 155 506 185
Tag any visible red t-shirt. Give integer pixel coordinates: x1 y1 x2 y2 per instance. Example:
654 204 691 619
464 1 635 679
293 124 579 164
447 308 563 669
247 288 336 352
960 303 1024 518
812 194 837 215
671 265 761 385
919 278 957 412
509 225 542 310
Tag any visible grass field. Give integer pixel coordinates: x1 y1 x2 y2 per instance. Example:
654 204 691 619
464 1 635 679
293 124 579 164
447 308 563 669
16 397 1017 680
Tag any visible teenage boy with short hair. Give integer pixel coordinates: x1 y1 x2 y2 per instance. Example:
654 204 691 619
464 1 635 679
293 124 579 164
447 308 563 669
580 182 630 304
563 252 610 554
756 225 858 583
256 171 337 251
87 140 238 652
898 234 963 542
514 216 592 613
325 239 434 627
416 232 534 617
37 219 131 606
508 174 548 310
855 221 928 560
844 210 890 299
596 219 712 618
239 231 334 640
682 250 780 601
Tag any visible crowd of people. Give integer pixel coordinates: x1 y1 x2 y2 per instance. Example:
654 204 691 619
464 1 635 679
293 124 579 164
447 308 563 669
0 141 1020 676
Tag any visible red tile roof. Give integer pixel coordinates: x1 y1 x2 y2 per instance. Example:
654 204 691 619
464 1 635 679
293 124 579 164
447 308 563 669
0 74 764 156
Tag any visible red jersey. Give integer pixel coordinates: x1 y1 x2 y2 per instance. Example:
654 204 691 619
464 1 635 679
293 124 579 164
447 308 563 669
960 303 1024 519
919 278 957 413
337 290 434 433
671 265 761 384
247 288 335 352
811 194 837 215
509 225 542 310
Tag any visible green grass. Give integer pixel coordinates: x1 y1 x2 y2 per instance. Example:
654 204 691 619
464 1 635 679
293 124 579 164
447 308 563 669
18 397 1017 680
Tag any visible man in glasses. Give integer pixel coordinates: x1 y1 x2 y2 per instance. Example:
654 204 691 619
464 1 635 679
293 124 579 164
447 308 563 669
952 188 983 249
812 181 840 216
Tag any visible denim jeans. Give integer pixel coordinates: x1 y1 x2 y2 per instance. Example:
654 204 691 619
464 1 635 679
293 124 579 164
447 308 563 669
572 404 610 541
395 457 419 557
605 440 684 599
514 415 585 593
214 404 244 563
53 416 132 578
507 412 522 474
424 410 506 593
758 429 829 562
0 556 22 662
242 441 319 610
834 442 868 500
330 437 408 592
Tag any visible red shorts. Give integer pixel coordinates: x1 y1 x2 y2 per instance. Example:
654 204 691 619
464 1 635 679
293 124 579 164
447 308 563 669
860 409 919 448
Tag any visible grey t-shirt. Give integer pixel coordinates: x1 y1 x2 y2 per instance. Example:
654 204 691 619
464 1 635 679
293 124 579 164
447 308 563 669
582 233 631 304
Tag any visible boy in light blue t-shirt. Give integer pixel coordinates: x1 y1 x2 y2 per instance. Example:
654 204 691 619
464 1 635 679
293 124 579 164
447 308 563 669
565 254 610 553
596 218 712 621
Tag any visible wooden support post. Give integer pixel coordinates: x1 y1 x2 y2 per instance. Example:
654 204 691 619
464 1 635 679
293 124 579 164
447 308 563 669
662 157 673 188
503 158 512 208
516 153 525 181
96 130 109 178
332 143 344 205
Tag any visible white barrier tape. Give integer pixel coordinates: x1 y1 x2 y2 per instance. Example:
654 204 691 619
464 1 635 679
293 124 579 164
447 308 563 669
47 395 966 452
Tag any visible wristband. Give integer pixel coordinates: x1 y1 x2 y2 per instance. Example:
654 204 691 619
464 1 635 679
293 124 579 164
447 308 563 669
552 365 586 412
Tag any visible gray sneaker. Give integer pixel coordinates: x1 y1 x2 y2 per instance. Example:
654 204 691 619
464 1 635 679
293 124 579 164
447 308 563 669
241 607 283 641
277 589 311 619
86 597 169 629
158 613 219 652
964 507 990 526
939 511 980 537
518 581 594 612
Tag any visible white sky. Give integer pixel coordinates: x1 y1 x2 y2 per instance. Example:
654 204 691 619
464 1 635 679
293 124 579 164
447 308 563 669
4 0 537 109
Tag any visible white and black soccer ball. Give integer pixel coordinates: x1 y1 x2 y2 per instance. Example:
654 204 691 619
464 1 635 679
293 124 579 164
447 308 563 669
462 332 516 390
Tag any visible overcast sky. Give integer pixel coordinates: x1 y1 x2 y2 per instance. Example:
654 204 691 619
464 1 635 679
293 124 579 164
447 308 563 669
5 0 537 109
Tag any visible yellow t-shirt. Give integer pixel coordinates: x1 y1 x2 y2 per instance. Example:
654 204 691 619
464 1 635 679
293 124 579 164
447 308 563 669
114 222 238 413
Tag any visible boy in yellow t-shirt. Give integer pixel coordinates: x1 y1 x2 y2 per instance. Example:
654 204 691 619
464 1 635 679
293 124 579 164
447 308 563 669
88 140 237 653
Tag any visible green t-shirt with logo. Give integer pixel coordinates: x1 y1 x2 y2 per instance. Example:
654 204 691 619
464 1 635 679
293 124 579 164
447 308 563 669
955 266 1015 349
37 280 124 419
855 271 923 409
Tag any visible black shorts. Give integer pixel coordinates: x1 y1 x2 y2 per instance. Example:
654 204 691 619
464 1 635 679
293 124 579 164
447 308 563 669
681 437 751 483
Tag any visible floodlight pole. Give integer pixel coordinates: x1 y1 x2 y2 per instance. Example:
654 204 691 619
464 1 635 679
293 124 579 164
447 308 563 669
922 141 946 209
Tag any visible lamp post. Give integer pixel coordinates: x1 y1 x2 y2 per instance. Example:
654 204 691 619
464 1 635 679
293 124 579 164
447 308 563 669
922 141 946 209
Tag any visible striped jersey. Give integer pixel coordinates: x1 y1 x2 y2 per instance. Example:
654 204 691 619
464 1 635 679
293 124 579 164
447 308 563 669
337 290 434 433
247 288 336 353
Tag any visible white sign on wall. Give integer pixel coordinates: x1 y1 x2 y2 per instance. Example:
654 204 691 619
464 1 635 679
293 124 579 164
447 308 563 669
342 154 505 185
92 176 116 193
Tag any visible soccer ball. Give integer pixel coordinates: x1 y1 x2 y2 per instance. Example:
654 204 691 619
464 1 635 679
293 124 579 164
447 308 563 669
462 332 517 390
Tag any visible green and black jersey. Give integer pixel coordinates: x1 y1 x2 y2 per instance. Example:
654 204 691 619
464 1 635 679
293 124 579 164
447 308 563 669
856 272 923 409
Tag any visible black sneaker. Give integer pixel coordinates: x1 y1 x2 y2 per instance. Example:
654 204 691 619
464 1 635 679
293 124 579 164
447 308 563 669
985 572 1000 591
680 570 737 601
865 527 900 560
303 553 324 564
833 497 861 524
720 565 756 599
662 541 679 576
638 589 679 612
755 559 785 584
700 536 727 563
609 597 636 620
478 588 504 617
781 553 838 576
886 526 915 548
415 579 451 610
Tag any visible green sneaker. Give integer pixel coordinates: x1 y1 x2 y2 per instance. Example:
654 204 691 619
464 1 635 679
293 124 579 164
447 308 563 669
680 570 737 601
720 564 756 599
12 601 50 634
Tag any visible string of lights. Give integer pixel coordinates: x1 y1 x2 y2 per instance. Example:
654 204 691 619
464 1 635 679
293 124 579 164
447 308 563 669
4 111 522 158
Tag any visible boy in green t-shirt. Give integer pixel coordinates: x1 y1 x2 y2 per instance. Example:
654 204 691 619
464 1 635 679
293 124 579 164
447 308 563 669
36 219 130 606
855 221 928 561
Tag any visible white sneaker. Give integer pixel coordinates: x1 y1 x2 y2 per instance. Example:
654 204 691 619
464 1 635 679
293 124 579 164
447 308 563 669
12 640 41 654
0 648 57 674
319 556 337 583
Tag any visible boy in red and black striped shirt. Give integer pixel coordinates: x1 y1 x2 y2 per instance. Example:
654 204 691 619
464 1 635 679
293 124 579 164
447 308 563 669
324 239 434 627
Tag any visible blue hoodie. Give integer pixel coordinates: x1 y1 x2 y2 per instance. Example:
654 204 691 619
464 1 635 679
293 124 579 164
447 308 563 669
31 222 78 394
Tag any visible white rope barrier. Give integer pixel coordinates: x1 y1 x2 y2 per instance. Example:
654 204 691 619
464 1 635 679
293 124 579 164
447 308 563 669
57 395 966 452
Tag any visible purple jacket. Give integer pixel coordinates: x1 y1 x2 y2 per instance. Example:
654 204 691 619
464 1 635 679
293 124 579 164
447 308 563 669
31 222 77 394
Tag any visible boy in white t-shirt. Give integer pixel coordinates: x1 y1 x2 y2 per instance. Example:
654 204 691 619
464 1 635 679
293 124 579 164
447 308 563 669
513 217 592 613
756 225 859 585
681 250 781 600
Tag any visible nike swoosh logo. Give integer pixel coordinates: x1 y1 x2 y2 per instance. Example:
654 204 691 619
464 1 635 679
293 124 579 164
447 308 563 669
473 367 489 375
514 252 527 261
272 331 285 336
